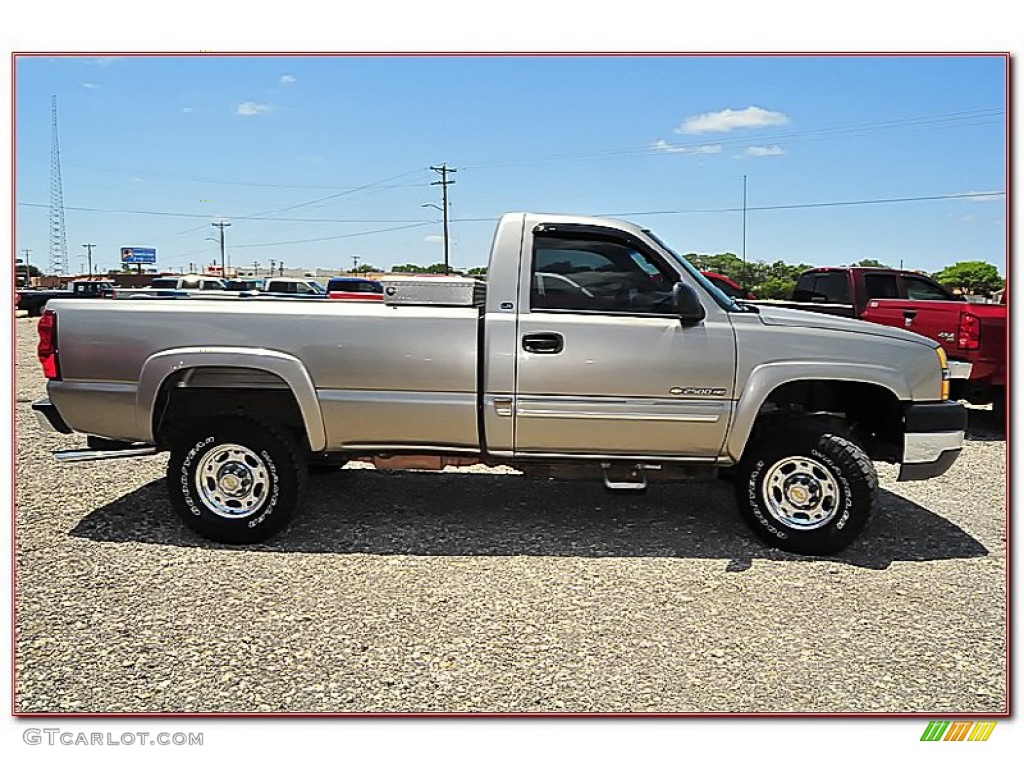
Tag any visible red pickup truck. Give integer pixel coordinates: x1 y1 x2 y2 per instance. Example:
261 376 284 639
758 267 1006 412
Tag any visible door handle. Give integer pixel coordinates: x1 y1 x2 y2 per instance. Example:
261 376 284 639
522 332 564 354
902 310 917 318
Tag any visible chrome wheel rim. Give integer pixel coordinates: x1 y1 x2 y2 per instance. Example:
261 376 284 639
762 455 840 530
195 443 270 519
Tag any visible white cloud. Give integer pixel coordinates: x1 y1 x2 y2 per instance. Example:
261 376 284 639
676 106 789 134
964 190 1004 202
744 145 786 157
182 106 196 113
83 56 122 67
652 140 722 155
237 101 271 116
81 82 99 89
280 74 297 85
424 235 444 243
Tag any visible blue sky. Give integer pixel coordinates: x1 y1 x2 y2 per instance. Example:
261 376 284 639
14 54 1006 276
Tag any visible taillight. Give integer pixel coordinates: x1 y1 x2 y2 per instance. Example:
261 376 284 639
957 312 980 350
37 309 60 379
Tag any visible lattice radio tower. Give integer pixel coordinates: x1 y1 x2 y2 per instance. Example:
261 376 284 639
48 95 69 276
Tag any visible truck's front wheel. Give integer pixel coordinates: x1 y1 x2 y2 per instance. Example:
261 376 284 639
167 414 308 544
735 427 876 555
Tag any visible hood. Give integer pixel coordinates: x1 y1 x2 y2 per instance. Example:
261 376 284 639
753 305 937 347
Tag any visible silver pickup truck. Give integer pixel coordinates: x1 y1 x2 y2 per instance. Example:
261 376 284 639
33 212 966 555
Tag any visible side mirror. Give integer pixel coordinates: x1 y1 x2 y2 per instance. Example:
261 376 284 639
673 282 706 325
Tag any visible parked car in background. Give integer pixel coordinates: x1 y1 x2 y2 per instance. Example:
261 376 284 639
225 278 264 292
754 267 1006 410
113 275 229 299
327 277 384 300
16 280 116 316
701 271 756 300
261 278 326 296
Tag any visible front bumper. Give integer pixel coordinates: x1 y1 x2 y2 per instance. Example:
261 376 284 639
32 398 73 434
898 401 966 481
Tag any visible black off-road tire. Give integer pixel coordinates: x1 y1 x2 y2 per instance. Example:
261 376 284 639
735 426 877 555
167 413 308 544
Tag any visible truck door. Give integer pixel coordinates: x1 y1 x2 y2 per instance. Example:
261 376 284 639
513 225 736 458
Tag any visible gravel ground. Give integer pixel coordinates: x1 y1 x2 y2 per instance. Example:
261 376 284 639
13 316 1006 713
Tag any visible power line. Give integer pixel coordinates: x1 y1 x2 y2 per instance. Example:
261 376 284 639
157 168 430 243
231 222 431 249
597 191 1007 218
60 163 433 191
16 202 428 224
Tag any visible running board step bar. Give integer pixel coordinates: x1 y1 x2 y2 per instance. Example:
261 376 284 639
601 462 660 492
54 446 160 463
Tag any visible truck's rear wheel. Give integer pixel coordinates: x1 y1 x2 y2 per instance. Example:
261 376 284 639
167 414 307 544
735 427 876 555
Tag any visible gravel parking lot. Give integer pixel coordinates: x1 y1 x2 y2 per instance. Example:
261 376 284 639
13 316 1006 713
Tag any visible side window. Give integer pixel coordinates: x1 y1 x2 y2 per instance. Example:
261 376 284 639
181 278 200 290
530 234 675 314
903 275 953 301
863 274 900 300
792 274 816 302
814 272 851 303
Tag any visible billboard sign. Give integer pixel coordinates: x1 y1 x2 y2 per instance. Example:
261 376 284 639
121 247 157 264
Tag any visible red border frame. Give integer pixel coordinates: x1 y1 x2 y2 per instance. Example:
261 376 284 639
9 50 1012 719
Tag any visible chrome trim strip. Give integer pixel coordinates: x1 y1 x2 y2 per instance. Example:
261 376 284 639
513 395 727 423
515 408 719 422
54 447 160 462
510 451 719 463
903 430 965 464
340 444 481 454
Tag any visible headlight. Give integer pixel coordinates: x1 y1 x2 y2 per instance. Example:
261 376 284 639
936 346 950 400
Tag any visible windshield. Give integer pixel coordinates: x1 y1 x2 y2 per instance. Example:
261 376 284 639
150 278 178 289
643 231 744 311
309 281 326 294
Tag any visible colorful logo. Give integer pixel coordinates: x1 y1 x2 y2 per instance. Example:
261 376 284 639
921 721 997 742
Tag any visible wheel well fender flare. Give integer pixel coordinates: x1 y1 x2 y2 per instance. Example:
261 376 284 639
726 362 908 461
136 347 327 451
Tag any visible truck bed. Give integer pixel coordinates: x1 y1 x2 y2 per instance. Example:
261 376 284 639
46 297 483 450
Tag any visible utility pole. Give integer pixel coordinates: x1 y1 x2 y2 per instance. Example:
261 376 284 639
82 243 95 279
279 261 284 276
21 249 31 286
269 259 276 277
211 221 231 277
741 175 748 287
351 255 359 274
252 260 259 277
430 164 457 274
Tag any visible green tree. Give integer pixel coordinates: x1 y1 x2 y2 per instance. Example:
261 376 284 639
466 266 487 276
749 275 797 300
932 261 1003 295
424 263 463 275
352 263 382 273
852 258 891 268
